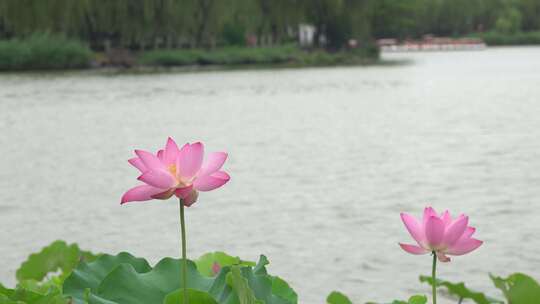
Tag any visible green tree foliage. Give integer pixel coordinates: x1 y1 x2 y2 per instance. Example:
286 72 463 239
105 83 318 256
518 0 540 31
367 0 417 39
495 7 523 33
365 0 539 39
302 0 344 47
1 0 540 50
253 0 302 45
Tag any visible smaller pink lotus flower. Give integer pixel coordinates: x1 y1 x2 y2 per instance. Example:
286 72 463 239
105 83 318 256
399 206 483 262
212 262 221 276
121 138 230 206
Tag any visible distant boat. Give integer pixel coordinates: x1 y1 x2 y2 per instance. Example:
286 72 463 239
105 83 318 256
378 36 486 52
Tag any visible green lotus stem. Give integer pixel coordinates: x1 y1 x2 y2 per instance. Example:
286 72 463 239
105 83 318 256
432 251 437 304
179 198 188 304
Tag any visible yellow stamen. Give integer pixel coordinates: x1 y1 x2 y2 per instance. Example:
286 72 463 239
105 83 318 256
167 164 177 176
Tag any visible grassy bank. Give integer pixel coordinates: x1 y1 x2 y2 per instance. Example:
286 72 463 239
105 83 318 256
0 36 379 71
0 34 92 71
469 31 540 46
137 44 379 68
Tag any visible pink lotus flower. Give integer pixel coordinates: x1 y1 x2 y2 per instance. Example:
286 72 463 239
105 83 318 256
399 207 483 262
121 138 230 206
212 262 221 276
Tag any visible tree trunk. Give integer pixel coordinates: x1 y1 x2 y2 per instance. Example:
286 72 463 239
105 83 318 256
195 0 213 48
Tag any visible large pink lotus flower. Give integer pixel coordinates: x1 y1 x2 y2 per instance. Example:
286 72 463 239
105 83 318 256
121 138 230 206
399 207 483 262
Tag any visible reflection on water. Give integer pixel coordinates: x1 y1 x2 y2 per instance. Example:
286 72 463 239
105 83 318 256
1 47 540 303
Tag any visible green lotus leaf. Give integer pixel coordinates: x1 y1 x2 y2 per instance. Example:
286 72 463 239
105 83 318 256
16 240 99 284
490 273 540 304
15 280 55 295
405 295 427 304
63 252 296 304
164 288 219 304
419 275 503 304
245 255 296 304
0 294 18 304
195 252 255 277
0 284 12 297
0 285 15 304
63 252 152 303
366 294 427 304
326 291 352 304
271 276 297 303
230 258 292 304
93 259 227 304
229 266 263 304
0 284 66 304
253 255 269 275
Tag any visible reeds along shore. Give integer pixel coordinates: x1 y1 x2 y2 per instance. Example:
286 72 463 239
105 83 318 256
0 34 380 71
0 34 92 71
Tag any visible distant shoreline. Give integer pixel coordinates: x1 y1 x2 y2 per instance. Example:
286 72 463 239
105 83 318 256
468 31 540 46
0 58 394 76
377 31 540 52
1 39 538 73
0 36 380 72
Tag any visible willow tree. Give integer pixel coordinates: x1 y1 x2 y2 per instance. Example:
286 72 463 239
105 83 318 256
155 0 198 48
0 0 6 37
81 0 201 50
341 0 372 43
301 0 345 47
253 0 303 45
519 0 540 31
83 0 156 49
166 0 258 48
0 0 91 37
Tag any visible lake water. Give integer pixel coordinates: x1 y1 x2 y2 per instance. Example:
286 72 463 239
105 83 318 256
1 47 540 303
